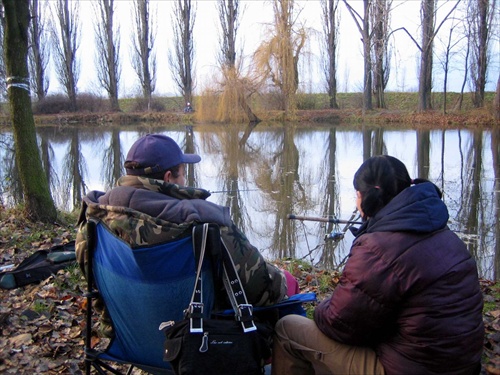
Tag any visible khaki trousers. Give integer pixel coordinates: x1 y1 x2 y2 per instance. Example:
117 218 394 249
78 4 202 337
271 314 385 375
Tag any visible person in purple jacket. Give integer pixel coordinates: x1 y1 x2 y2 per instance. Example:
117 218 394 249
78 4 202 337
272 155 484 375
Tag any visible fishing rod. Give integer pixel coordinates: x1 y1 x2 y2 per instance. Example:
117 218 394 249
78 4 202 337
287 214 362 225
209 188 260 194
289 213 362 242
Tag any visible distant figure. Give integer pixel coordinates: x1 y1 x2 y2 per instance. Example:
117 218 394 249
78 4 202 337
183 102 193 113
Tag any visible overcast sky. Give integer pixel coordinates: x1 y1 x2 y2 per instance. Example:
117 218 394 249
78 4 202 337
55 0 499 98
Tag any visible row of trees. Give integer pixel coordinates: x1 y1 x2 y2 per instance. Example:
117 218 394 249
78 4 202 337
1 0 499 117
0 0 499 222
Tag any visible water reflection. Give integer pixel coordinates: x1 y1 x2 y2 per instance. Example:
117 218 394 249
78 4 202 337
0 124 497 280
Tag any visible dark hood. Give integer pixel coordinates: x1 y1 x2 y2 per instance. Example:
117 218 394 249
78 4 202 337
82 177 232 228
354 182 449 237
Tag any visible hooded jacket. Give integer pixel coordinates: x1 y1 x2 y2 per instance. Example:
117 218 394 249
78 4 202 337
76 176 287 308
314 183 484 375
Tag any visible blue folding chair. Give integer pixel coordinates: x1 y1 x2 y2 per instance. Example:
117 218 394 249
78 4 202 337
84 218 215 374
83 218 316 374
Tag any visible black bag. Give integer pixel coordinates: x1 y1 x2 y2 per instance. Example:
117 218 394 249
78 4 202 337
0 241 76 289
162 224 272 375
163 318 272 375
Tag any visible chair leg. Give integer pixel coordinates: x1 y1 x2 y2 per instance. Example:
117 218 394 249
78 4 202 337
87 359 125 375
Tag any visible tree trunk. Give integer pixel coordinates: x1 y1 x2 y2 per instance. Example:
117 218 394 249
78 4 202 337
238 94 260 123
494 73 500 121
53 0 79 112
96 0 120 112
323 0 339 109
132 0 156 110
418 0 434 112
473 0 488 108
2 0 57 222
362 0 372 112
169 0 194 105
372 0 389 109
29 0 49 101
182 0 193 105
455 34 470 111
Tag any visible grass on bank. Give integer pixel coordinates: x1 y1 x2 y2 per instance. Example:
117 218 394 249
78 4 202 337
0 91 495 117
117 91 498 115
0 91 496 128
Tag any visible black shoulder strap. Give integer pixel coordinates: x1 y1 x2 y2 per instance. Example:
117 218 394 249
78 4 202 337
219 238 257 332
188 223 256 333
188 224 208 333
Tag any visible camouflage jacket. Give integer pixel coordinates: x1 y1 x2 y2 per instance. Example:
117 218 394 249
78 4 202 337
76 176 287 308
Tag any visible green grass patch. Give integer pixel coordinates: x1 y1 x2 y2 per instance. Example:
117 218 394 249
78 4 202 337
483 281 500 314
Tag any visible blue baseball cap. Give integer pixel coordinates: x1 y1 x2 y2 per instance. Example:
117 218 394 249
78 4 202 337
125 134 201 176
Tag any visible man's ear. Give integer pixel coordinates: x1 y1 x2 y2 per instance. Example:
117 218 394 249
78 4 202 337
163 170 172 182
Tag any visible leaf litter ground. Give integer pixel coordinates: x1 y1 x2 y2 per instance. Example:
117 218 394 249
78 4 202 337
0 207 498 374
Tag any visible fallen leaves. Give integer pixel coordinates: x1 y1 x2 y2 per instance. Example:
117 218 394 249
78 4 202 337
0 208 499 374
0 272 87 374
8 333 32 348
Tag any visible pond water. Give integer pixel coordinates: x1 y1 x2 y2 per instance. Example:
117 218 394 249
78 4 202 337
1 123 498 280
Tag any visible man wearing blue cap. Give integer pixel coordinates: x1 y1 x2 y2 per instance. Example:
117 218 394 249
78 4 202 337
75 134 289 337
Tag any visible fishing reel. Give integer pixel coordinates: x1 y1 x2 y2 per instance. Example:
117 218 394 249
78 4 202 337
324 221 344 241
324 231 345 241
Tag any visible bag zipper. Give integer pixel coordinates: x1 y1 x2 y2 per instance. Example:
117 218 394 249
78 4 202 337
158 321 175 331
199 332 209 352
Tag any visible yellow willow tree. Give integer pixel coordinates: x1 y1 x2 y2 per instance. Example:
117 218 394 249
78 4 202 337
197 0 260 124
214 65 262 123
254 0 306 118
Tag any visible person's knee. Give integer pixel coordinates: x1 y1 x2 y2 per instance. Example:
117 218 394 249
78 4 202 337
275 314 310 341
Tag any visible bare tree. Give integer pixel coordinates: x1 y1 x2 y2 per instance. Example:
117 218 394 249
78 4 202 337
321 0 340 109
214 0 260 123
168 0 195 106
51 0 80 112
437 18 462 114
131 0 157 110
254 0 307 115
468 0 497 108
2 0 57 222
343 0 373 111
217 0 239 68
371 0 392 109
94 0 120 112
456 52 470 110
28 0 50 101
418 0 461 112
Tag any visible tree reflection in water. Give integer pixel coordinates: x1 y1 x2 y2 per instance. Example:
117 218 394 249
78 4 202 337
0 124 497 280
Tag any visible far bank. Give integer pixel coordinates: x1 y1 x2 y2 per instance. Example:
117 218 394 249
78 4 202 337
0 91 498 128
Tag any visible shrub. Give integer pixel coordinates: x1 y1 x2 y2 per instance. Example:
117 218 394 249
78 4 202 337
33 94 73 114
131 97 166 112
77 93 108 112
297 93 318 110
